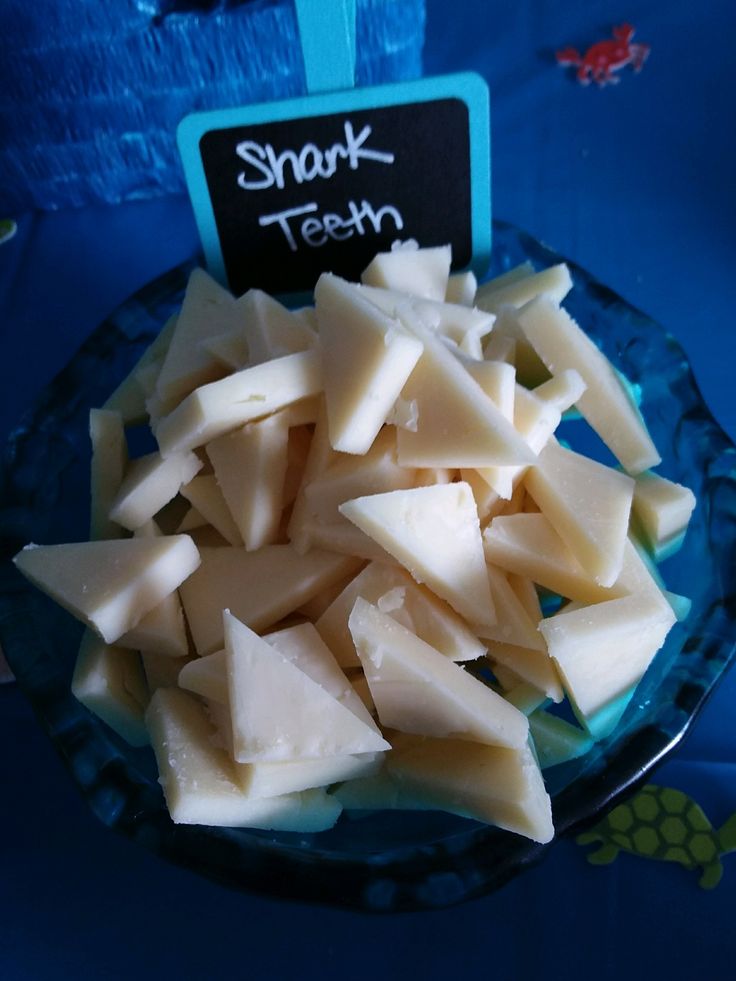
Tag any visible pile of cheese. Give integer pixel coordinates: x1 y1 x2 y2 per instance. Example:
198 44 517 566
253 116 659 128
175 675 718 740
13 244 696 843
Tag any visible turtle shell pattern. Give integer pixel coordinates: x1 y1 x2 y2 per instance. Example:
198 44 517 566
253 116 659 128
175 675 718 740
578 784 724 887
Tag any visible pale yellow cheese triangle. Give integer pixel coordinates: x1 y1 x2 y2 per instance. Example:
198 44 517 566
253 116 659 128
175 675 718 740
477 566 546 651
358 284 494 350
108 450 202 532
145 688 343 830
315 561 486 668
72 631 149 746
204 413 289 551
394 315 536 469
181 474 243 546
539 593 675 718
314 273 424 454
89 409 128 540
153 269 238 416
483 512 622 604
361 244 451 300
178 544 362 655
387 733 553 842
524 440 634 587
264 622 381 733
340 482 495 626
155 349 322 458
15 536 200 644
516 295 660 474
237 289 317 365
179 649 228 704
348 599 527 750
476 263 572 312
102 314 178 425
224 612 390 762
485 640 563 702
445 270 477 305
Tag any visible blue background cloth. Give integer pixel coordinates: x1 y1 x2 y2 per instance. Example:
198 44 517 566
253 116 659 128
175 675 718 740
1 1 736 977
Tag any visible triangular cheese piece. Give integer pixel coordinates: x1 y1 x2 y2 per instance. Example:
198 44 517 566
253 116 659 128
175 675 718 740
477 566 546 651
485 640 563 702
524 439 634 587
340 482 495 626
348 599 527 749
13 535 201 644
237 289 317 365
72 631 149 746
181 474 243 546
264 622 381 733
476 263 572 312
108 450 202 532
178 544 361 654
179 649 228 704
314 273 423 454
358 285 494 350
315 561 485 668
224 612 390 762
394 314 536 468
361 244 451 300
152 269 239 416
89 409 128 540
387 732 554 842
146 688 343 830
445 270 477 306
539 593 675 718
483 512 623 604
102 314 178 425
205 412 289 551
515 295 660 474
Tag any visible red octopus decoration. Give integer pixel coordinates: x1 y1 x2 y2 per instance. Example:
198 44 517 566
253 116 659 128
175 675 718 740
556 24 650 87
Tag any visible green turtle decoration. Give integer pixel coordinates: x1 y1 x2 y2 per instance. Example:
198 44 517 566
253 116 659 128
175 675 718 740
577 784 736 889
0 218 17 245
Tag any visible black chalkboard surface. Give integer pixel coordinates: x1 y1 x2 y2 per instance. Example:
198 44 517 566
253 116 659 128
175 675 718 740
179 74 490 296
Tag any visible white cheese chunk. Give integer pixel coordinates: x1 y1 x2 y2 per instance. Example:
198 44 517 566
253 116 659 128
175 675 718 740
539 593 675 718
483 512 624 604
205 412 289 551
315 561 486 669
314 273 424 454
387 733 554 842
485 640 563 702
72 630 149 746
340 483 495 626
179 649 228 703
155 349 322 458
516 295 660 474
445 270 477 306
102 314 178 425
178 544 361 655
478 566 546 651
361 244 452 301
145 688 343 830
264 622 381 733
237 288 317 365
14 535 200 644
524 440 634 587
89 409 128 540
225 611 390 762
476 263 572 312
349 599 527 749
180 474 244 546
632 470 696 551
394 313 535 469
108 450 202 532
152 269 238 417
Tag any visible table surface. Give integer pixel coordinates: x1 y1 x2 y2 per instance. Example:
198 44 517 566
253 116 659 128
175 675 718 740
2 1 735 978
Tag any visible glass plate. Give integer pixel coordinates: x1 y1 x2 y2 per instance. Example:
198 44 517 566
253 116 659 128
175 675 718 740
1 220 735 912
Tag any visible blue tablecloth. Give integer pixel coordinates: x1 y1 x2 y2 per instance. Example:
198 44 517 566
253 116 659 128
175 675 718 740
2 1 735 977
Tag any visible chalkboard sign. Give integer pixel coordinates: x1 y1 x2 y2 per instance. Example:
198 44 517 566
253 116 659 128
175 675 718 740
178 74 490 296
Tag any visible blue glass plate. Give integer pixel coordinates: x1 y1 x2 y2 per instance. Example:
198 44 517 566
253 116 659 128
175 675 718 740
1 220 734 912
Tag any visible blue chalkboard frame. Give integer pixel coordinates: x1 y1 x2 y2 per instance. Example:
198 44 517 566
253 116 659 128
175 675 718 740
177 72 491 293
